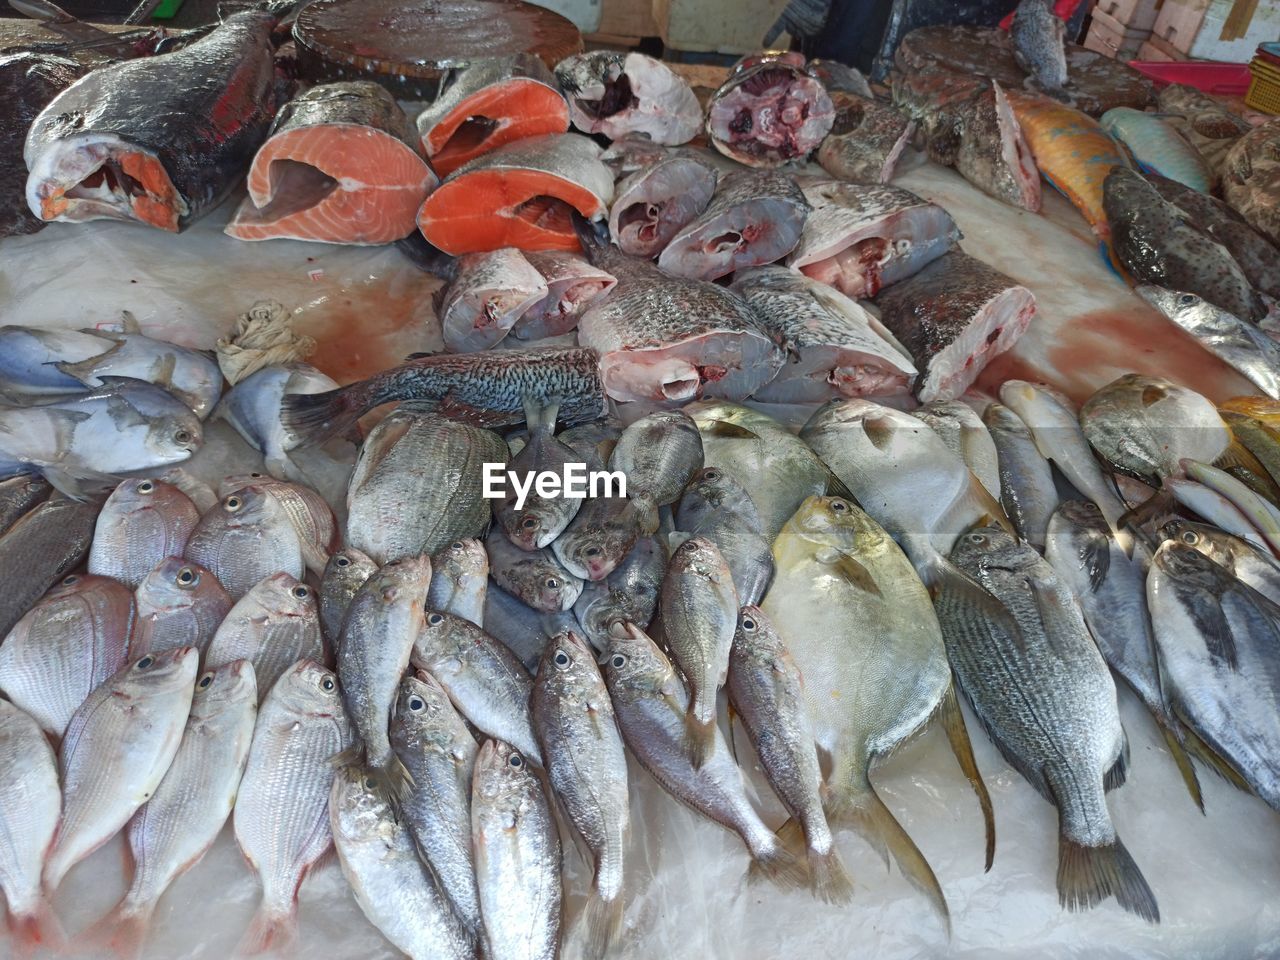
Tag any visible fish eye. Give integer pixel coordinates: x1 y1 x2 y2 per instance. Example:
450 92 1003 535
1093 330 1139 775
545 577 560 589
1178 293 1199 306
62 575 78 586
968 533 987 545
428 612 444 626
137 480 154 494
704 469 720 481
741 616 756 631
136 656 155 670
554 650 570 666
176 566 198 587
611 654 626 668
451 541 464 550
292 585 310 599
1181 530 1199 545
585 546 601 557
174 430 192 446
198 673 213 689
250 472 263 478
521 516 539 530
408 695 425 712
831 500 848 512
365 777 377 790
224 496 242 512
320 675 335 692
509 753 524 768
335 555 351 567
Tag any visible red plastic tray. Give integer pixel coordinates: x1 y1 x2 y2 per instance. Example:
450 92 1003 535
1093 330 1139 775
1127 60 1252 95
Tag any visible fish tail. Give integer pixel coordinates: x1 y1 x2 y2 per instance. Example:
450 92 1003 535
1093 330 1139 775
578 886 625 960
278 383 366 449
1057 833 1160 923
1157 720 1204 813
684 709 717 770
237 901 299 957
7 896 66 960
1179 723 1253 794
375 753 417 803
775 816 855 904
75 897 153 960
938 682 996 871
745 835 808 891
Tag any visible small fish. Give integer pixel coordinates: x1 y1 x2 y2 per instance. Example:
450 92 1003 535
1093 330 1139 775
1166 478 1272 552
214 363 339 483
610 409 704 507
88 478 199 589
487 529 583 613
1160 517 1280 605
185 486 304 599
494 401 584 551
483 584 575 671
1101 108 1211 194
675 467 772 606
429 539 488 626
1011 0 1068 91
608 155 717 258
1182 459 1280 556
552 492 659 582
439 248 549 353
817 91 914 185
573 536 667 651
983 402 1058 550
555 51 701 145
513 251 617 341
0 474 50 537
705 52 835 168
132 558 232 658
219 474 337 576
0 496 99 638
318 548 376 650
912 400 1001 502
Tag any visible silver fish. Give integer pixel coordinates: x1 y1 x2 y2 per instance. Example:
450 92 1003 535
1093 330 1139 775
428 538 488 626
219 474 337 576
555 50 701 144
487 528 583 613
552 491 660 582
185 485 304 599
214 363 339 483
573 536 667 651
484 583 577 671
912 399 1002 502
984 402 1058 550
132 557 232 658
611 410 704 507
512 251 617 341
88 478 199 589
1167 477 1272 552
1161 517 1280 605
493 401 584 551
676 465 773 606
319 548 377 648
0 495 99 638
439 248 548 353
608 155 718 258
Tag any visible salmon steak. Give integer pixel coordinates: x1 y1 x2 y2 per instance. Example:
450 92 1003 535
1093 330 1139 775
705 52 834 168
24 12 279 232
416 54 569 177
609 154 718 258
226 81 436 244
555 51 702 146
417 133 614 254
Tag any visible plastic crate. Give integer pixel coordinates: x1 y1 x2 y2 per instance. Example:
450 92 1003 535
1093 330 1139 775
1127 59 1251 93
1246 69 1280 114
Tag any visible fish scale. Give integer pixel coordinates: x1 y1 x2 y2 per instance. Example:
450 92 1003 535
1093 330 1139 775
88 479 199 589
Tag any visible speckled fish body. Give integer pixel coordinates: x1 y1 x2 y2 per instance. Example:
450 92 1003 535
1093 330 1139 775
1011 0 1067 90
817 91 914 185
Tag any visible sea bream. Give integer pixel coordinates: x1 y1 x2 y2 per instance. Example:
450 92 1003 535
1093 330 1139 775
608 154 718 258
657 170 809 282
25 13 279 232
731 266 916 402
417 133 614 254
512 251 617 341
705 52 835 168
1100 108 1211 195
872 249 1036 403
437 249 549 353
817 92 914 185
226 82 437 245
417 54 569 177
787 180 961 298
555 50 702 145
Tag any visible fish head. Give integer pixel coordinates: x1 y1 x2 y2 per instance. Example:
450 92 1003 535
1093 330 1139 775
44 571 114 603
790 495 885 555
272 659 344 718
538 629 601 692
211 485 275 530
601 620 677 702
324 549 378 594
191 659 258 721
418 609 466 659
120 645 200 697
103 477 188 519
434 538 489 582
733 605 787 662
330 763 397 842
108 383 204 465
136 557 224 615
981 402 1033 440
473 738 538 808
1053 499 1109 536
217 471 276 499
502 507 552 552
394 671 462 749
1136 285 1222 328
556 511 632 581
950 525 1027 569
364 554 434 606
1152 538 1233 590
668 536 731 583
678 466 751 522
252 571 318 620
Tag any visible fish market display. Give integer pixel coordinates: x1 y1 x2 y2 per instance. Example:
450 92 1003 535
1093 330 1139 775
417 133 614 254
417 54 569 177
657 169 809 282
817 92 914 185
555 51 701 145
226 82 436 244
214 363 339 482
873 249 1036 402
1100 108 1211 194
705 52 835 168
185 486 303 599
0 496 99 639
87 478 199 589
1010 0 1067 91
787 180 961 298
439 248 549 352
24 13 279 232
984 402 1058 549
513 251 617 341
132 557 233 657
205 573 323 696
607 154 718 258
1222 119 1280 247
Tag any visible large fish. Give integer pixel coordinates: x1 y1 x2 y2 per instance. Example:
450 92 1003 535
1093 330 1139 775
1010 0 1068 91
418 54 568 177
940 527 1159 922
417 133 614 254
1101 108 1211 194
132 558 232 658
185 486 304 599
513 251 617 341
87 478 198 589
0 496 99 639
675 467 772 606
983 402 1058 550
872 249 1036 403
437 248 549 353
25 13 279 232
205 573 323 699
1221 119 1280 248
226 81 436 244
555 51 701 145
705 52 835 168
786 179 961 298
817 91 914 185
608 155 718 258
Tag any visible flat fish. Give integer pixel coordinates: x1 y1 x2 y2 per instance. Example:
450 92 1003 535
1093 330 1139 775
610 409 704 507
418 53 569 177
786 179 961 298
706 52 834 168
817 91 914 185
214 363 339 482
226 81 436 244
132 557 233 658
555 51 701 145
25 12 279 232
417 133 614 254
87 478 199 589
439 248 548 353
513 251 617 341
608 155 718 259
1101 108 1211 195
0 497 99 642
872 249 1037 402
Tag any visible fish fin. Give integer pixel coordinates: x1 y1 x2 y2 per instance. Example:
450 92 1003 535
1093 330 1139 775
570 211 610 253
1103 733 1130 791
777 817 855 905
632 493 660 537
74 898 152 960
119 310 142 334
236 902 299 957
369 754 416 804
41 465 112 502
1076 523 1111 593
824 469 857 502
328 744 363 770
938 682 995 872
298 535 331 578
1140 383 1169 407
7 896 66 960
1056 834 1159 923
1157 720 1205 813
1178 720 1253 794
699 419 758 440
745 838 808 891
1186 590 1239 670
523 396 561 434
53 338 125 384
725 700 740 766
1214 441 1280 505
578 888 625 960
279 384 364 449
827 550 882 597
685 709 717 770
824 778 951 933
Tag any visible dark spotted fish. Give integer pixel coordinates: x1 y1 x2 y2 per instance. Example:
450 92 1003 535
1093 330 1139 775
817 92 914 185
1010 0 1068 91
1222 120 1280 249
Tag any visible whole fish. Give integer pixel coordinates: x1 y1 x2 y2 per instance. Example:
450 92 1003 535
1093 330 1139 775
494 401 584 551
1160 517 1280 605
205 573 324 700
132 557 232 658
532 631 629 956
514 251 617 341
787 179 962 298
602 621 801 882
88 478 199 589
705 52 834 167
185 486 303 599
552 492 659 582
318 548 376 648
675 467 772 606
941 527 1158 921
330 764 475 960
0 496 99 638
555 50 701 145
1101 108 1210 194
657 169 809 282
727 606 851 902
234 660 353 956
219 474 337 576
611 409 704 507
347 410 507 564
213 362 339 482
88 660 257 958
1138 287 1280 400
412 610 541 764
1079 373 1229 485
487 529 583 613
689 401 829 541
390 673 482 938
608 155 718 258
1186 458 1280 554
24 13 279 232
483 584 576 671
1104 167 1264 323
1011 0 1068 90
817 91 914 185
439 249 549 353
1167 478 1272 552
1221 119 1280 248
338 555 432 797
911 400 1002 502
0 573 134 737
45 648 199 892
0 698 62 958
573 536 667 650
983 402 1058 549
730 265 916 403
281 346 606 449
429 539 488 626
472 739 562 960
0 474 50 536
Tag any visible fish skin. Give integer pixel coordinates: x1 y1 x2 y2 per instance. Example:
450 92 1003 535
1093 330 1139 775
0 496 99 638
330 764 475 960
573 536 667 651
532 630 629 956
608 155 718 258
705 53 835 168
346 410 508 565
439 248 549 353
1079 373 1230 485
0 474 50 537
0 572 134 738
45 647 199 893
412 610 541 764
611 409 704 507
390 673 482 938
806 59 873 97
911 400 1001 502
818 91 914 185
88 478 199 589
471 738 562 960
428 539 488 626
1101 108 1211 195
942 527 1159 922
514 251 617 341
657 169 809 282
132 557 232 658
483 584 576 671
1011 0 1068 90
494 401 584 551
24 13 279 232
1160 517 1280 606
487 528 583 612
185 485 303 600
234 660 353 956
205 573 324 701
675 467 772 605
983 402 1058 550
555 50 701 145
218 474 337 577
319 548 377 649
1221 119 1280 249
552 492 659 582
